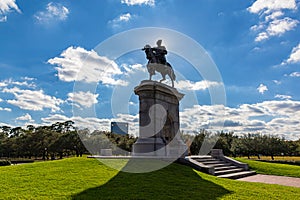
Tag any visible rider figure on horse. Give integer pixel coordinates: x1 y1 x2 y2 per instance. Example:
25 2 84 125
152 39 168 66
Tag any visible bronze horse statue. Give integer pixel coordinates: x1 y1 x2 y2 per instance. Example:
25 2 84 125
142 44 176 87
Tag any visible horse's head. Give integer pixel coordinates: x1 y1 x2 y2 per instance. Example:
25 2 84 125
142 44 157 63
142 44 151 51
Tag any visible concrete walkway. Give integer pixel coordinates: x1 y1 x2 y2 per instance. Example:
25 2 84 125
237 174 300 188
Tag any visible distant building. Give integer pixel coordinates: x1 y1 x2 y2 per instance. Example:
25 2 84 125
111 122 128 135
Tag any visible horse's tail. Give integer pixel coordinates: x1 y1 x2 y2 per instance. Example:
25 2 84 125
166 62 176 81
171 69 176 81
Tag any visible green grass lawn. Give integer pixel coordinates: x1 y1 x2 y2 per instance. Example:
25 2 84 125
0 157 299 199
235 158 300 178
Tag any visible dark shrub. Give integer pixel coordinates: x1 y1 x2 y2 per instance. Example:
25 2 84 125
0 160 11 166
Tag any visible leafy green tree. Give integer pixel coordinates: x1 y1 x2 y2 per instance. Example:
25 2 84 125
263 135 286 160
190 130 207 155
214 132 236 156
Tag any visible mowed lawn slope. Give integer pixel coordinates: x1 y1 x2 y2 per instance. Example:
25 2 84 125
0 157 299 199
236 158 300 178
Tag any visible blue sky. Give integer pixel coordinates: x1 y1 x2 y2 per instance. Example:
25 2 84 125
1 0 300 140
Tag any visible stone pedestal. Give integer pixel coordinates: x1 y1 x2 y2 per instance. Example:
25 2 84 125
132 80 188 157
100 149 112 156
211 149 224 158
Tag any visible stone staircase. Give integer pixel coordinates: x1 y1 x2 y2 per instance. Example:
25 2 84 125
191 155 256 179
180 149 256 179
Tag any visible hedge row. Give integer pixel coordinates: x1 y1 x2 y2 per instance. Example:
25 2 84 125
10 160 34 164
0 160 11 166
257 160 300 166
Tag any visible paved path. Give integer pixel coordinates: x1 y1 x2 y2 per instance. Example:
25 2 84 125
237 174 300 188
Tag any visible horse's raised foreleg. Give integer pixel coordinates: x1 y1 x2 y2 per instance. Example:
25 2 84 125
147 64 154 80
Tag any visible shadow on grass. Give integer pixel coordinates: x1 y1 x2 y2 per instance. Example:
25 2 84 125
72 159 231 199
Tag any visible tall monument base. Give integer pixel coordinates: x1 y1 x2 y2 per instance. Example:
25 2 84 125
132 138 166 156
132 80 188 158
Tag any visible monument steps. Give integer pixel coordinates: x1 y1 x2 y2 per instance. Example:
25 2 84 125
199 160 228 165
217 171 257 179
193 158 218 162
214 165 239 171
205 163 232 168
183 150 256 179
214 168 244 176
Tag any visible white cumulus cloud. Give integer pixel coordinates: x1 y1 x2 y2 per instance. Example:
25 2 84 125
273 80 281 85
118 13 132 22
180 100 300 140
248 0 296 14
0 81 7 87
275 94 292 100
248 0 298 42
0 107 12 112
108 13 134 29
122 63 146 74
267 17 298 36
254 17 298 42
283 43 300 65
16 113 34 122
67 91 99 108
289 72 300 77
0 16 7 22
0 0 21 22
34 2 69 24
121 0 155 6
175 80 222 91
22 77 36 81
48 46 127 86
3 87 63 112
257 83 268 94
0 78 36 88
255 32 269 42
265 11 284 22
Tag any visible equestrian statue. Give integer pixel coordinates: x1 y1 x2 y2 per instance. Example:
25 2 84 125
142 40 176 87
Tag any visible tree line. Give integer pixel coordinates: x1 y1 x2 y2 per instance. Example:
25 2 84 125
0 121 136 160
189 130 300 159
1 121 300 161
